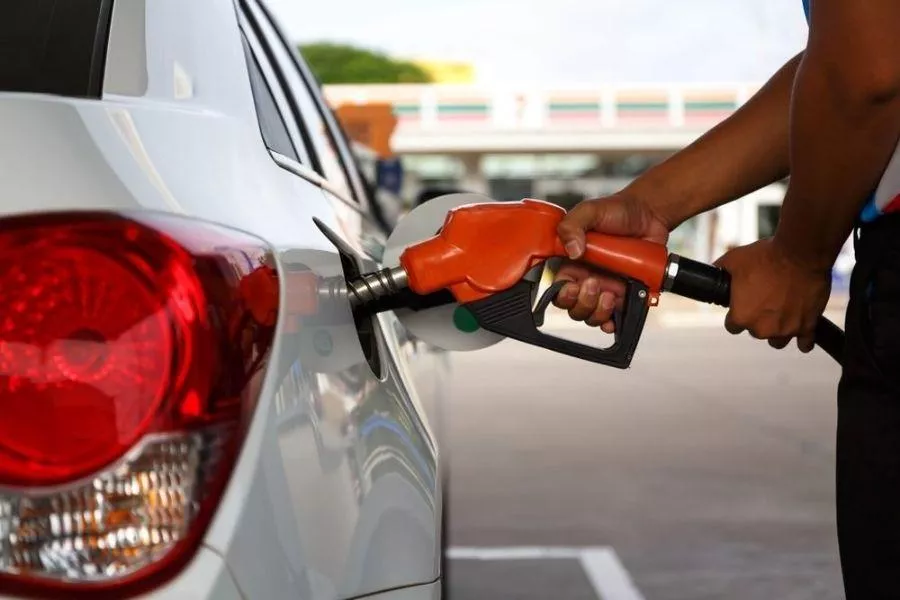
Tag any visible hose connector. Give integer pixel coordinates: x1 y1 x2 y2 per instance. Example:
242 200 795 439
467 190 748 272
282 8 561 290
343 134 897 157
664 253 731 307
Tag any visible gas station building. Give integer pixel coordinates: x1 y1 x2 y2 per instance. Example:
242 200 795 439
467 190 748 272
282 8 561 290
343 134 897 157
326 81 854 284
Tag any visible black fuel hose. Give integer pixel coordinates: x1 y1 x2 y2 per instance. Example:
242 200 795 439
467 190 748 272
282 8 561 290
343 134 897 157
666 254 845 364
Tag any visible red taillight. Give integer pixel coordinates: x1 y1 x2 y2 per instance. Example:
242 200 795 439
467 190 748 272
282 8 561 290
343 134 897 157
0 212 279 598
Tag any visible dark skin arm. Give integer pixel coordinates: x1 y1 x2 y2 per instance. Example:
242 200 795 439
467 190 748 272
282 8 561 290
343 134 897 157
717 0 900 352
555 53 803 329
631 52 802 231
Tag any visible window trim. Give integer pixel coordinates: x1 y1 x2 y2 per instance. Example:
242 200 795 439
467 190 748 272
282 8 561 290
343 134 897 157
242 0 372 211
238 14 311 166
269 151 357 201
238 1 325 178
89 0 116 97
240 34 302 164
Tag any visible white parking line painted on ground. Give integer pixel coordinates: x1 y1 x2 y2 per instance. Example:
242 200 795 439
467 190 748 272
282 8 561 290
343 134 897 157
448 546 583 560
447 546 645 600
580 548 646 600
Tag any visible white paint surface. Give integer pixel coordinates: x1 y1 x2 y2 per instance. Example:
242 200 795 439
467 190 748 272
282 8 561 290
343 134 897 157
580 548 647 600
448 546 645 600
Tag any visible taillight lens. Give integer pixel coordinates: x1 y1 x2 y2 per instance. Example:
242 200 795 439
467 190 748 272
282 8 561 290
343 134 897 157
0 212 279 598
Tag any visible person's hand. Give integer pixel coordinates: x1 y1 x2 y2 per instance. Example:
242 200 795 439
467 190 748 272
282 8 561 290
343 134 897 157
714 238 831 352
553 192 671 332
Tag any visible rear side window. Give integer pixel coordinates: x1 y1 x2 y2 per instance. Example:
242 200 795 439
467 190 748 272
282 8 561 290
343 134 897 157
0 0 113 98
241 36 300 163
278 45 355 201
245 2 357 202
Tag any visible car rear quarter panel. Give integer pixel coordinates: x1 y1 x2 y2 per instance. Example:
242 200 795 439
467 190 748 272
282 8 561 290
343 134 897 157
0 0 442 597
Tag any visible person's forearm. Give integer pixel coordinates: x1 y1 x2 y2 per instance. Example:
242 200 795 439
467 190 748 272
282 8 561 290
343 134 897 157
626 53 802 229
774 6 900 273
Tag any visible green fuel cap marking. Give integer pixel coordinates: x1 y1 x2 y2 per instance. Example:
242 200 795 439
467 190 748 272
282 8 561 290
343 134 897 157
453 306 480 333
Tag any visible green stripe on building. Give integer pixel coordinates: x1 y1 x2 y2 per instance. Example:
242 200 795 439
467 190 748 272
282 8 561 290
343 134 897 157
617 102 668 112
685 101 736 111
549 102 600 112
393 104 420 116
437 104 489 114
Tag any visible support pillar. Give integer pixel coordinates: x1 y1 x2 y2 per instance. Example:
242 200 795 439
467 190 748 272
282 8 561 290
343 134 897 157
458 153 489 195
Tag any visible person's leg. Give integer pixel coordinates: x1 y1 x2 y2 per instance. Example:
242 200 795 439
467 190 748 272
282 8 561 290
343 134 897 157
837 218 900 598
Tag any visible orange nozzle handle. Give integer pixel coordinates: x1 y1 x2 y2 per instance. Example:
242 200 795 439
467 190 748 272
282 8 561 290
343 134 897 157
399 199 669 304
571 233 669 298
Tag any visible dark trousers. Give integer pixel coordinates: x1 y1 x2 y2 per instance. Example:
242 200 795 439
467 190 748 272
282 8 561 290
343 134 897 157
838 214 900 598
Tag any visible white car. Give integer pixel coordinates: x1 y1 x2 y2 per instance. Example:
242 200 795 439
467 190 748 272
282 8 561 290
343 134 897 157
0 1 450 598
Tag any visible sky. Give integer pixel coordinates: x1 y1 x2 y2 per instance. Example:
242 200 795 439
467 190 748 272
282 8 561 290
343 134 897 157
266 0 809 85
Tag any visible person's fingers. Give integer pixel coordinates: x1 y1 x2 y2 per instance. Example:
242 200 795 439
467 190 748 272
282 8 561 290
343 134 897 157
553 263 585 309
556 264 626 297
584 315 605 328
584 291 617 326
712 251 732 269
554 262 592 282
554 282 580 310
797 334 816 354
747 318 779 340
568 277 600 321
584 315 617 332
553 263 625 310
796 316 820 354
724 311 744 335
591 274 627 298
557 202 600 259
769 336 791 350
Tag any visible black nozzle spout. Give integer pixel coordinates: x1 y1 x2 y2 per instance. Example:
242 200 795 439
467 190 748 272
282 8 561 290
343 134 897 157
347 266 409 311
346 267 458 316
663 254 730 307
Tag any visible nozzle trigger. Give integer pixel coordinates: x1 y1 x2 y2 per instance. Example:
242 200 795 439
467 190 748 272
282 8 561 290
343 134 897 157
532 280 568 328
465 275 651 369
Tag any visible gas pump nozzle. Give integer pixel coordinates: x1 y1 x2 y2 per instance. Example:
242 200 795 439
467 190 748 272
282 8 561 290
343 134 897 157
348 198 844 368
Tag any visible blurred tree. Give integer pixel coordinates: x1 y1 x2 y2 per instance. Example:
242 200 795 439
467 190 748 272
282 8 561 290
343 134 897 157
299 43 432 84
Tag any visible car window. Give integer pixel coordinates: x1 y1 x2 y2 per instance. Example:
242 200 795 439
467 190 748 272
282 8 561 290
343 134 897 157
0 0 113 98
240 35 300 163
245 2 356 203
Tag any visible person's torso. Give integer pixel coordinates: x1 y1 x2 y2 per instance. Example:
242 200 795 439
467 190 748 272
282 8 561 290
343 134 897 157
803 0 900 222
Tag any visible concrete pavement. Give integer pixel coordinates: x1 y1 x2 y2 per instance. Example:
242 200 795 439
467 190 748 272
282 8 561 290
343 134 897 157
443 317 844 599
